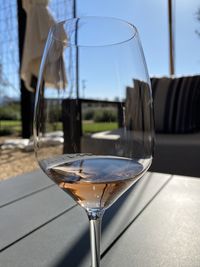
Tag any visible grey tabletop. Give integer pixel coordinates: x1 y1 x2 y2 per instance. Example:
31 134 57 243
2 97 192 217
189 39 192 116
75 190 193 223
0 169 199 267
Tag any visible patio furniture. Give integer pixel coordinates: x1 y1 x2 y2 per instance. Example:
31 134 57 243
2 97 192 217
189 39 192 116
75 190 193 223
150 75 200 177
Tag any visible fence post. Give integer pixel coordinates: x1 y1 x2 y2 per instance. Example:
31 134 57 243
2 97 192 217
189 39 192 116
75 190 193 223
62 99 82 153
17 0 35 138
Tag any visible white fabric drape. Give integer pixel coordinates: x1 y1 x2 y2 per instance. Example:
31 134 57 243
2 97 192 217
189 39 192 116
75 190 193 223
21 0 65 91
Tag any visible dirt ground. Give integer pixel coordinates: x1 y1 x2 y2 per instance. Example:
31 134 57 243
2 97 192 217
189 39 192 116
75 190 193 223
0 136 38 181
0 136 62 181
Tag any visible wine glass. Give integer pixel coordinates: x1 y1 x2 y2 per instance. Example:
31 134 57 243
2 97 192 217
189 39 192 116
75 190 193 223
34 17 154 267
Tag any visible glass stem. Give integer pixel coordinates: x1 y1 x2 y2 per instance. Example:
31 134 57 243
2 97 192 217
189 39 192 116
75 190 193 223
87 210 104 267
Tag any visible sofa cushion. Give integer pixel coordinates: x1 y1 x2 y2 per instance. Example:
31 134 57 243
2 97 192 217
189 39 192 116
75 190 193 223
151 75 200 133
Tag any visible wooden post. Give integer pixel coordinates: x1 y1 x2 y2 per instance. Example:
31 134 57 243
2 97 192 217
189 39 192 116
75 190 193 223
62 99 82 153
17 0 34 138
168 0 175 76
62 2 82 154
117 103 124 128
73 0 77 18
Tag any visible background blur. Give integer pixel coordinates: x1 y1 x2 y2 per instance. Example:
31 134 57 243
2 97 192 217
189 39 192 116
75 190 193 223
1 0 199 136
1 0 200 179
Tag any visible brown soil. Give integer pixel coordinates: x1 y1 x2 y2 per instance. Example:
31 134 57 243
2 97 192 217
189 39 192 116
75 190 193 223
0 148 38 181
0 137 62 181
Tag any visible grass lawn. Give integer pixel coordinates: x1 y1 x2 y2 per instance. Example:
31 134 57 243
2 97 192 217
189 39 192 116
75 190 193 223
1 120 21 127
83 122 117 133
47 121 118 133
0 120 118 136
0 120 21 135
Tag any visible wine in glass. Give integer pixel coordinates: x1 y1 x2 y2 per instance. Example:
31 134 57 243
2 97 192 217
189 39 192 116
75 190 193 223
34 17 154 267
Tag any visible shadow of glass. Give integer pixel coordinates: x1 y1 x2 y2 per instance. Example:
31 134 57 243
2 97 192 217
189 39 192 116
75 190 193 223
54 173 167 267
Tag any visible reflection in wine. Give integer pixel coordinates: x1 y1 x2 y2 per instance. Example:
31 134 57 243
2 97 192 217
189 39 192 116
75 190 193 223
40 154 147 211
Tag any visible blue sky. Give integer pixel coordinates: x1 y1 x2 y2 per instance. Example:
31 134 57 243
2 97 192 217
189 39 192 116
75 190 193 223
75 0 200 76
1 0 200 98
48 0 200 100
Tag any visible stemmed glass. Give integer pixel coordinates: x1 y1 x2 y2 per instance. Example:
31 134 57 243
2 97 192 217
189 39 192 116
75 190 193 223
34 17 154 267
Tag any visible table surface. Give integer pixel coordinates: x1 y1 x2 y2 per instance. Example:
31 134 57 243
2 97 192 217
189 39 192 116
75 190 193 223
0 169 200 267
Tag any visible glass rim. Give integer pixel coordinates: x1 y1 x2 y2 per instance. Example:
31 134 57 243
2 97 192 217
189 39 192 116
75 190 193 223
50 16 138 48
